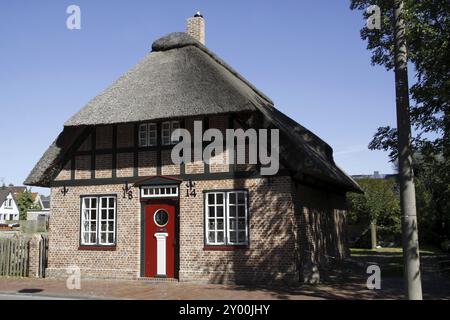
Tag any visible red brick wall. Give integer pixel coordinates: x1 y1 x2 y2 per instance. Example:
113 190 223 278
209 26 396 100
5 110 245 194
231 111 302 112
292 183 348 273
47 184 141 279
47 176 299 283
178 176 298 284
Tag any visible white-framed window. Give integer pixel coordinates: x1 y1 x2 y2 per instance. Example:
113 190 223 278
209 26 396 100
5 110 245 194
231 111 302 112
139 123 157 147
141 185 179 198
171 121 180 144
205 190 249 246
81 196 116 246
162 121 180 145
161 121 171 145
4 198 12 209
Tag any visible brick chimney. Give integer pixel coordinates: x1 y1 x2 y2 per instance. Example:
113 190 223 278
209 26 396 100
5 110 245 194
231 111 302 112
187 12 205 45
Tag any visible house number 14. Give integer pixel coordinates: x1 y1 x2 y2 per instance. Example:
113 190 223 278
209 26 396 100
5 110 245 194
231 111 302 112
185 180 196 198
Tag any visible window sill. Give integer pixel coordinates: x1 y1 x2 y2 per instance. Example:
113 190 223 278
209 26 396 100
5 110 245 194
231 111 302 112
203 245 249 251
78 245 116 251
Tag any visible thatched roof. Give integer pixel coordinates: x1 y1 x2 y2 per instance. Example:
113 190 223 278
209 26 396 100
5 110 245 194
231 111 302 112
64 33 271 127
25 32 361 193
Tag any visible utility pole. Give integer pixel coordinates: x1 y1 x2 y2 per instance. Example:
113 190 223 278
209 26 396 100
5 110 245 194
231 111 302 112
393 0 423 300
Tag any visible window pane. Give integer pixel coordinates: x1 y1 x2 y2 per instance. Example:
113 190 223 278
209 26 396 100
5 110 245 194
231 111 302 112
108 198 114 208
216 206 224 217
108 221 114 231
238 219 246 230
217 219 224 230
238 231 246 243
83 233 89 244
108 209 114 220
216 193 224 204
230 219 236 230
229 232 236 243
229 193 236 204
208 206 215 217
139 125 147 145
101 222 107 231
91 209 97 220
101 210 107 220
91 198 97 208
100 232 107 244
217 231 224 243
171 121 180 143
229 206 236 217
162 122 171 145
108 233 114 244
208 219 215 230
208 194 215 205
90 221 96 232
102 198 107 208
238 206 245 217
90 233 96 243
208 232 215 243
139 128 147 146
238 192 245 204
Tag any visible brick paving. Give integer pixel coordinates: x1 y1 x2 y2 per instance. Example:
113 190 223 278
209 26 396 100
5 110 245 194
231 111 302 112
0 277 383 300
2 250 449 300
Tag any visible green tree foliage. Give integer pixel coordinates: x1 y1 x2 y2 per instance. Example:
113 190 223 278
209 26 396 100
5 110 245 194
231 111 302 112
350 0 450 246
347 178 401 242
17 190 40 220
413 154 450 244
350 1 450 157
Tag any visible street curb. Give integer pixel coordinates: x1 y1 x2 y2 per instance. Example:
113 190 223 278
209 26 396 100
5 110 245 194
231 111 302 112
0 291 120 300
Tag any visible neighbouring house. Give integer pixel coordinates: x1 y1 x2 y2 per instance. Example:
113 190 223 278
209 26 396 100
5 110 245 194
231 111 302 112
0 188 20 222
0 185 49 223
25 14 361 283
27 195 51 222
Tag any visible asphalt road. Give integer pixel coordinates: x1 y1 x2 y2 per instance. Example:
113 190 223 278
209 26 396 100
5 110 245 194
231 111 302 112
0 293 80 300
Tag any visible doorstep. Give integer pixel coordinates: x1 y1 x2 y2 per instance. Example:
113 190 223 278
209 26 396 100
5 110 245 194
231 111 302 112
137 277 179 283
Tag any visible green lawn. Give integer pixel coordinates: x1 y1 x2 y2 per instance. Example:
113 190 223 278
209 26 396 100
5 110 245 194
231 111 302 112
350 246 444 277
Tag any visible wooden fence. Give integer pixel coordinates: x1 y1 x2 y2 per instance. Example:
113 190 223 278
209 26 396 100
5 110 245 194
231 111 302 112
38 234 49 278
0 237 29 277
0 235 49 278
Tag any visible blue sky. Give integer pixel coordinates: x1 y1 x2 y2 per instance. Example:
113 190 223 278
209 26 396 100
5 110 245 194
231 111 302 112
0 1 400 195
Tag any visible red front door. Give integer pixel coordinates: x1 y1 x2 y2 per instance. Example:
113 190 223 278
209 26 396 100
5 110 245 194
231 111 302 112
145 202 176 278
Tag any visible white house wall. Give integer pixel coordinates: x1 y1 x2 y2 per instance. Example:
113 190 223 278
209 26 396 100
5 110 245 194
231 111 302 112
0 193 20 222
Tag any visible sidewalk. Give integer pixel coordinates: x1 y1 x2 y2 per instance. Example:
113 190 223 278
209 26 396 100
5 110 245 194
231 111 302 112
2 249 449 300
0 277 383 300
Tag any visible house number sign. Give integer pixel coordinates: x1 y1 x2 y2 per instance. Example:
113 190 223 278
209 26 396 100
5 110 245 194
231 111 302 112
185 180 196 198
122 183 133 199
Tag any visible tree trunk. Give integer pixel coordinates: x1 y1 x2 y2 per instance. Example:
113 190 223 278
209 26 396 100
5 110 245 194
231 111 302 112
370 221 377 249
393 0 423 300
